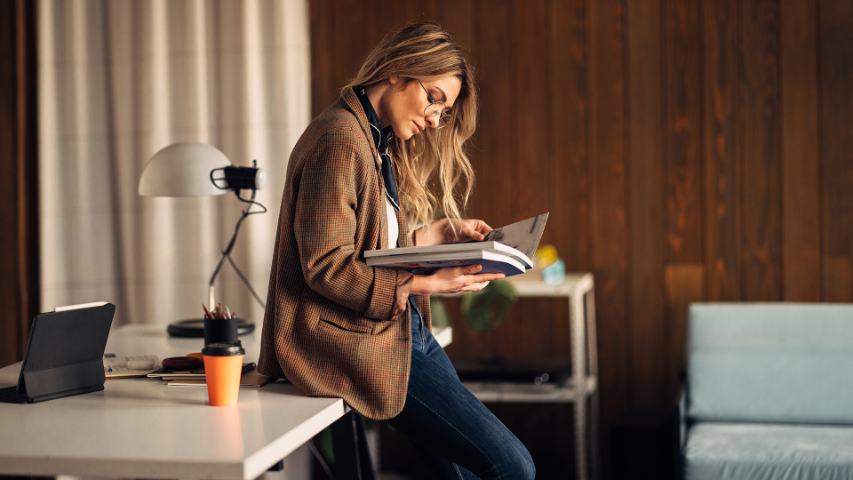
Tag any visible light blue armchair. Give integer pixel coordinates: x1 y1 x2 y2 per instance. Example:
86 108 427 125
680 303 853 480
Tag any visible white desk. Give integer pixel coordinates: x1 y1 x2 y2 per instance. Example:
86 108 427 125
0 323 452 480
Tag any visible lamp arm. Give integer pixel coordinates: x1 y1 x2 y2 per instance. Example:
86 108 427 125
207 188 268 309
207 193 253 306
209 212 249 286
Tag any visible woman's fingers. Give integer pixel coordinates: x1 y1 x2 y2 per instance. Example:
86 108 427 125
461 219 492 241
457 266 503 281
452 223 481 241
463 265 484 274
463 226 485 241
453 273 504 292
459 281 490 292
473 219 492 233
467 273 505 283
432 265 505 294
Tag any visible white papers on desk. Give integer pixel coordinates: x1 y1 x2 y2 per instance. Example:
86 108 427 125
104 354 160 378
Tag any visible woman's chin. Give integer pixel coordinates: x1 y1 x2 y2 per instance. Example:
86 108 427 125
387 125 406 140
390 122 416 140
394 122 416 140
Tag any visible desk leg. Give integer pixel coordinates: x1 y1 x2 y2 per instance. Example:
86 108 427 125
331 411 375 480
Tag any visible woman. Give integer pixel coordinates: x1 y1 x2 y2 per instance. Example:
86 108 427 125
258 23 535 479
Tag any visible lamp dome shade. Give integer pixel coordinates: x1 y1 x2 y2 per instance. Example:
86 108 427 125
139 142 231 197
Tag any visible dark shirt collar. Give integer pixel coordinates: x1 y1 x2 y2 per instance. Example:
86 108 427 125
354 86 394 155
354 86 400 209
353 89 411 294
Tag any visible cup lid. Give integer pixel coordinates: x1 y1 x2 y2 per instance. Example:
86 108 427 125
202 342 245 356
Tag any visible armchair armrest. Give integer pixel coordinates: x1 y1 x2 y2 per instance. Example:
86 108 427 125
678 388 687 451
674 372 689 480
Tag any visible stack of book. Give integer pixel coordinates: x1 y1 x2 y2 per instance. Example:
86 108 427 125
146 362 271 388
364 213 549 276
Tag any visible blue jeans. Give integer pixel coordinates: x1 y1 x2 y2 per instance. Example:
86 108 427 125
387 299 536 479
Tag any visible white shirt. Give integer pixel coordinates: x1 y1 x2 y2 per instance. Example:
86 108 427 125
386 197 399 249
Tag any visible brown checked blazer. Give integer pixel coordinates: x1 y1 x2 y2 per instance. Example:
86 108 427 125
257 87 431 420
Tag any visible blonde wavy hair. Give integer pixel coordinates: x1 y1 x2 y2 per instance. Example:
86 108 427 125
342 23 477 232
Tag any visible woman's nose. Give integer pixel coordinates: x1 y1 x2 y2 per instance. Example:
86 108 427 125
425 114 439 129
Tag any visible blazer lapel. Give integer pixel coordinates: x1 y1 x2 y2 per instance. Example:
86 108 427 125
341 88 382 170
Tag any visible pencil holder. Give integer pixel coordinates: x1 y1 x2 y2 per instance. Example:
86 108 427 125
203 317 238 346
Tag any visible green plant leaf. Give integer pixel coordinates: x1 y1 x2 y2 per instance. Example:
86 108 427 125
461 279 517 332
429 296 450 328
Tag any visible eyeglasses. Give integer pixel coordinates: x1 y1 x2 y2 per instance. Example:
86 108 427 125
417 80 452 129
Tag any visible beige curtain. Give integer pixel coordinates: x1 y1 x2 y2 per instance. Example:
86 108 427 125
37 0 310 327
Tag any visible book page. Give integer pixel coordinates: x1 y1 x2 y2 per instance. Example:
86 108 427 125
481 212 549 259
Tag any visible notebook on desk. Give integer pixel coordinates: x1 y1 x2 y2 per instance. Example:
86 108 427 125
0 302 115 404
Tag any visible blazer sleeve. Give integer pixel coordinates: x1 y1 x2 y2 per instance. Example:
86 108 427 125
293 132 405 320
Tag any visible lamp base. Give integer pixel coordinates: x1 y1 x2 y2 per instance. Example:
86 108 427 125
166 318 255 338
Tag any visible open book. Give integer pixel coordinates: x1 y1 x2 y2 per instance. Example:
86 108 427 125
364 212 549 276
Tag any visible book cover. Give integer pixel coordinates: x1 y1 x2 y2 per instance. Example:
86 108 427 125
366 250 526 276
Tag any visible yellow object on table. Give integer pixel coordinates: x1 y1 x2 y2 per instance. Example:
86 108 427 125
535 244 559 269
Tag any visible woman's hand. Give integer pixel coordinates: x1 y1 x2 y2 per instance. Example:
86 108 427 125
415 218 493 246
411 265 505 295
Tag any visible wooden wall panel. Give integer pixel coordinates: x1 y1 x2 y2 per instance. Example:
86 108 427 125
0 0 39 367
0 0 18 364
661 0 705 404
333 0 367 87
383 0 431 27
512 0 550 218
433 0 474 54
663 0 704 264
626 0 665 412
309 0 334 115
548 0 590 273
739 0 782 301
780 0 821 301
308 1 853 477
587 2 628 476
703 0 740 301
818 0 853 302
588 0 628 421
470 0 513 228
501 0 557 363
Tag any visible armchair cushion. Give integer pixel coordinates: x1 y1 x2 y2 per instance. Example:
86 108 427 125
687 304 853 424
684 422 853 480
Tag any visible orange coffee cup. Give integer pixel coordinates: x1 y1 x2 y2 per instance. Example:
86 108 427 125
201 342 245 406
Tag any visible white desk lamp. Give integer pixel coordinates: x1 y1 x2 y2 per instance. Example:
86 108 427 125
139 142 267 337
